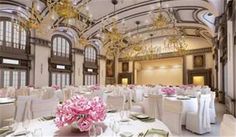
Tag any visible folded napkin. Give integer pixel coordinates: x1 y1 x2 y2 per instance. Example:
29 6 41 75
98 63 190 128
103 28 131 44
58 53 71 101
139 117 155 122
107 109 117 113
42 116 56 121
0 126 10 135
144 128 169 137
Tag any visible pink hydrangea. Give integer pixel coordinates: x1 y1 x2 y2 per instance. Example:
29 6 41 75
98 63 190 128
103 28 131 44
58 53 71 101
161 87 176 96
89 84 101 92
55 95 106 131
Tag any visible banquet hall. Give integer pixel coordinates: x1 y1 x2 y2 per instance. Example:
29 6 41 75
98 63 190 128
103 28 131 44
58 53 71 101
0 0 236 136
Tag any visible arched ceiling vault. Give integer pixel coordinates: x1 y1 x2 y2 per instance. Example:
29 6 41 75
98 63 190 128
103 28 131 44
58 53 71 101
0 0 224 45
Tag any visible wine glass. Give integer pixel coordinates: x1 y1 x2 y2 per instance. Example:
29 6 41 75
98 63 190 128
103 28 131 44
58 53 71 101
113 122 120 137
89 125 96 137
22 119 30 132
96 126 103 136
119 111 125 121
33 128 42 137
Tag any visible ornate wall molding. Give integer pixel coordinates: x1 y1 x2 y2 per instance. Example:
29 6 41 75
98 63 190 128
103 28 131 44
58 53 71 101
30 37 51 47
119 47 212 62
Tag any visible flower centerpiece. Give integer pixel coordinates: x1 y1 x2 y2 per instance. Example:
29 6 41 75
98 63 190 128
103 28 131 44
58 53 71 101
161 87 176 96
55 95 106 132
51 85 60 90
89 84 101 92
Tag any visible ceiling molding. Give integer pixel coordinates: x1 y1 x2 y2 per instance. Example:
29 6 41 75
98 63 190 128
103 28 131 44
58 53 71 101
119 47 212 62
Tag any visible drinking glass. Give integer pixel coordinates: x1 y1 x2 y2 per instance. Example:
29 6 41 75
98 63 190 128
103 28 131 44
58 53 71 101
113 122 120 137
33 128 42 137
89 125 96 137
119 111 125 120
22 119 30 132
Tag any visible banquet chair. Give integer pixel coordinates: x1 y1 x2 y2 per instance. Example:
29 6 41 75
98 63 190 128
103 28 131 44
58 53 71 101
16 87 30 96
41 87 55 99
31 96 59 119
145 94 163 120
6 87 16 98
220 114 236 137
162 98 183 135
14 96 33 122
209 92 216 124
106 95 125 111
63 88 73 101
186 94 211 134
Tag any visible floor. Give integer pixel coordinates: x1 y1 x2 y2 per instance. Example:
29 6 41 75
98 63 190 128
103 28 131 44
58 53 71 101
181 101 226 137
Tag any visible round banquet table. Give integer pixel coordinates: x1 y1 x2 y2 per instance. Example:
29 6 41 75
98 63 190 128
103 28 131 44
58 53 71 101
6 113 172 137
0 98 15 128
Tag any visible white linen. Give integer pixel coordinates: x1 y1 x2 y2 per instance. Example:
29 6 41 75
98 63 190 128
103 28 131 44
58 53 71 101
186 94 211 134
6 113 172 137
0 99 15 127
162 98 183 135
31 96 59 119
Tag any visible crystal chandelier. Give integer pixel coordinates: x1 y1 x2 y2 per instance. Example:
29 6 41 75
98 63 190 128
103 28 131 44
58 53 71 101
150 0 170 30
164 21 188 55
101 0 127 57
24 1 41 29
129 21 144 52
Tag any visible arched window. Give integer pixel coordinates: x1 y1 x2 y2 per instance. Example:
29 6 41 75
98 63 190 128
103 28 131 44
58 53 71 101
83 45 98 85
52 35 70 58
85 46 97 63
49 35 72 88
0 18 30 89
0 19 27 50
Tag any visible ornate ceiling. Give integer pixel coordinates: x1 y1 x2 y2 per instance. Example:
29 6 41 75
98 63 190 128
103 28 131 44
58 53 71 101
0 0 224 44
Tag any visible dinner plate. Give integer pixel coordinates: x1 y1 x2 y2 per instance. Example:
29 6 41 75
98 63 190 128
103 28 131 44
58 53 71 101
136 114 149 119
120 131 133 137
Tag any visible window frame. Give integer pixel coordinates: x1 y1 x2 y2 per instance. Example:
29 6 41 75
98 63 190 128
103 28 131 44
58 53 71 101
0 17 29 53
51 35 72 59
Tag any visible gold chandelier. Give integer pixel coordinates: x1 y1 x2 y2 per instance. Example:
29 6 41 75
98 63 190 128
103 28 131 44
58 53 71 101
101 0 127 57
150 0 170 30
24 1 41 29
129 21 144 52
164 23 188 55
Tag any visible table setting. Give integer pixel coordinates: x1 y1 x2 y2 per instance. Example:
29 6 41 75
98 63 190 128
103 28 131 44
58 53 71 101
0 93 171 137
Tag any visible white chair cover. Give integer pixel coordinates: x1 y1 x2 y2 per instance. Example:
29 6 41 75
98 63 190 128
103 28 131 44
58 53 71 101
186 94 211 134
41 87 55 99
14 96 32 122
16 87 30 96
6 87 16 98
145 94 163 120
220 114 236 137
106 95 125 111
209 92 216 123
31 96 58 119
162 98 183 135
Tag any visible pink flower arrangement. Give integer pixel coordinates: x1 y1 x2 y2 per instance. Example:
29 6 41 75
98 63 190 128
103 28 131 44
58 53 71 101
55 95 106 131
161 87 176 96
51 85 60 90
89 84 101 92
128 84 135 89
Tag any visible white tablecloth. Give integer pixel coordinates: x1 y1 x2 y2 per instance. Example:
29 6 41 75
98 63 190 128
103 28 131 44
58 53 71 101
7 113 172 137
0 98 15 127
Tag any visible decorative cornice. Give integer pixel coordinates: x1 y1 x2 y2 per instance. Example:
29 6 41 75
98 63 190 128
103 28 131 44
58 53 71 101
98 55 106 60
30 37 51 47
119 47 212 62
72 48 84 55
